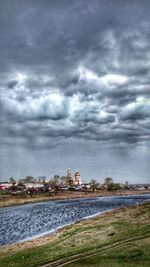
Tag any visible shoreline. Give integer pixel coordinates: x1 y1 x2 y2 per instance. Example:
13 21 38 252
1 201 149 254
13 208 114 245
0 208 119 252
0 190 150 208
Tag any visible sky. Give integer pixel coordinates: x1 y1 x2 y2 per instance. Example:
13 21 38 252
0 0 150 183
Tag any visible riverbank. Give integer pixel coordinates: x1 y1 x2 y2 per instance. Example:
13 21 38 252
0 202 150 267
0 189 150 208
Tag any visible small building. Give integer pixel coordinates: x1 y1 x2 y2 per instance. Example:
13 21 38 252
0 182 12 190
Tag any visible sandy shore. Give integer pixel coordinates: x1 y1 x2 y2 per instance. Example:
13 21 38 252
0 189 150 208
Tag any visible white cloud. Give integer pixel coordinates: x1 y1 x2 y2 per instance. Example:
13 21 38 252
78 66 100 83
2 92 69 121
100 74 128 87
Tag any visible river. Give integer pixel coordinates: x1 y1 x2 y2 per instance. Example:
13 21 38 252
0 194 150 246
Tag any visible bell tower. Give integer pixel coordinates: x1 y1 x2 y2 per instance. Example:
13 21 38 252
66 168 73 185
74 170 82 185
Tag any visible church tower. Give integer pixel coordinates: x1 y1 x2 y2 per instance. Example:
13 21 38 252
66 168 73 185
74 170 82 185
67 168 72 178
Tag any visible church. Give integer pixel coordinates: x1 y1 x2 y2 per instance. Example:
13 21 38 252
67 169 82 186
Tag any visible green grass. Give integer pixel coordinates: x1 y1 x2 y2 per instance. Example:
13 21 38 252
67 238 150 267
0 203 150 267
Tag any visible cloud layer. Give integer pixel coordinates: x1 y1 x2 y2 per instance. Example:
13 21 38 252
0 0 150 181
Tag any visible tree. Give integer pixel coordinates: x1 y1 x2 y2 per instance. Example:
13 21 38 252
9 177 16 185
104 177 114 186
60 176 66 184
107 183 122 191
50 175 61 188
90 179 99 191
24 176 35 183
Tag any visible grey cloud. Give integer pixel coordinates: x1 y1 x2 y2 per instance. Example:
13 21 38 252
0 0 150 182
7 80 18 89
120 104 150 121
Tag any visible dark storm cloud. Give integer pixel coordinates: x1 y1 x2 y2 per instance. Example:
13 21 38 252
0 0 150 152
7 80 18 89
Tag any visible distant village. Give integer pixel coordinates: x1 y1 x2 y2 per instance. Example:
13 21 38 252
0 168 150 195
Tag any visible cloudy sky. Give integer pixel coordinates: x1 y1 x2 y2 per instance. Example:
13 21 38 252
0 0 150 183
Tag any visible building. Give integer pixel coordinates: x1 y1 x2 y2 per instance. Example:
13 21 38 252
0 182 12 190
74 170 82 185
66 168 73 185
66 169 82 186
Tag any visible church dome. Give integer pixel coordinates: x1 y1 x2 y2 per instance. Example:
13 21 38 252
75 171 80 176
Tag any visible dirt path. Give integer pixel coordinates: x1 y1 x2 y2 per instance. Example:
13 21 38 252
41 231 150 267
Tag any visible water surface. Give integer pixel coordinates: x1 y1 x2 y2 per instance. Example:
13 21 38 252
0 194 150 246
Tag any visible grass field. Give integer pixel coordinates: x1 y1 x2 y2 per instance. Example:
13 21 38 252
0 202 150 267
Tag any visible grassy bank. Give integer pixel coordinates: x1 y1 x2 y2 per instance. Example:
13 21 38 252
0 190 150 208
0 202 150 267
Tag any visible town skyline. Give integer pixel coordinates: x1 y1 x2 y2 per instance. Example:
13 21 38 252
0 167 148 185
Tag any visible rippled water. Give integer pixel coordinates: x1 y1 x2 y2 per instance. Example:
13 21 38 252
0 194 150 246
